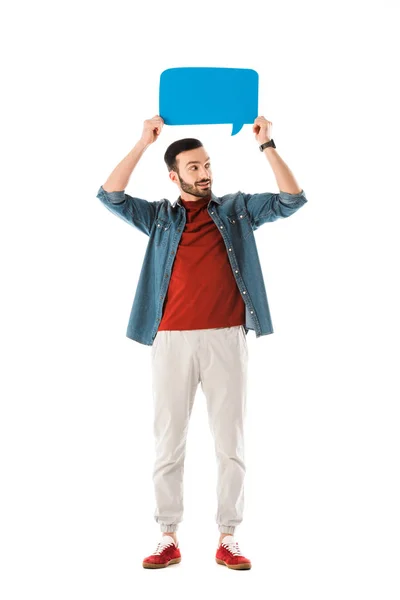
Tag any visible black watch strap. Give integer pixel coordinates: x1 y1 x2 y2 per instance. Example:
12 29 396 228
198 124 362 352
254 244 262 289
259 139 276 151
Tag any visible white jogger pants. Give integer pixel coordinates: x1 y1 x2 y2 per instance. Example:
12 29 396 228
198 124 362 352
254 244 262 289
150 325 248 534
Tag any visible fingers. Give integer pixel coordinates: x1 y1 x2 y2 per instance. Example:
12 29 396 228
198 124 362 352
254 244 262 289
254 116 272 125
152 115 164 135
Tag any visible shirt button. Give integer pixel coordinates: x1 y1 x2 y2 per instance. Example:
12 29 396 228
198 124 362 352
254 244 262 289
220 225 223 229
228 248 232 251
240 215 243 218
250 311 254 314
235 270 238 273
157 223 161 227
243 291 246 294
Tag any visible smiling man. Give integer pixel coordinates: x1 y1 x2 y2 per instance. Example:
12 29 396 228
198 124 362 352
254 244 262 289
168 143 213 197
95 114 308 570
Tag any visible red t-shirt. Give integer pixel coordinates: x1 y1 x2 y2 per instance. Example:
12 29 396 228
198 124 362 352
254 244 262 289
158 194 245 331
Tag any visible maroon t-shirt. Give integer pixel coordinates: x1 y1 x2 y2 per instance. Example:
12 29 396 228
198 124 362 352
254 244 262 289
158 194 245 332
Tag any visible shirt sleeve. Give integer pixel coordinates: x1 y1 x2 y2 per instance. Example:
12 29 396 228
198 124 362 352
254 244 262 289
95 185 161 236
243 189 308 230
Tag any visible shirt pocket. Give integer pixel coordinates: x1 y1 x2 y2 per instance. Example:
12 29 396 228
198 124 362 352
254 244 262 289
154 217 172 247
226 207 253 240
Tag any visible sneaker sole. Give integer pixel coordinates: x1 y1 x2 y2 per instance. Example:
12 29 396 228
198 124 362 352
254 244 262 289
216 558 251 570
142 557 181 569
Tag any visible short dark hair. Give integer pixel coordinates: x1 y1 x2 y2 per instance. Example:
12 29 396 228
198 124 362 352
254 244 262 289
164 138 203 173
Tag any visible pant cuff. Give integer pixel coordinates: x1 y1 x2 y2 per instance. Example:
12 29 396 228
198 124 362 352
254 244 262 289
160 524 178 533
219 525 235 534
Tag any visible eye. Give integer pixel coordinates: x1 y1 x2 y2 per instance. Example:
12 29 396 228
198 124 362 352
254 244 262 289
191 163 211 170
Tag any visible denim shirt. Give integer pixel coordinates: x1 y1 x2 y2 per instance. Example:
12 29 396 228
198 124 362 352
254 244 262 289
96 184 308 345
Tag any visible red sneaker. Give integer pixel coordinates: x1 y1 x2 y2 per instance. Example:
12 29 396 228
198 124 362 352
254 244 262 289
216 535 252 570
142 535 181 569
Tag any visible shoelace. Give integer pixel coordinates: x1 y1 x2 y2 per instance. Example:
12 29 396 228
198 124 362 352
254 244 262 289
221 540 242 556
152 540 175 555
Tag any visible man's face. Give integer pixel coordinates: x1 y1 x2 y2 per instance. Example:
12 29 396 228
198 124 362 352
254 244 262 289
169 147 213 201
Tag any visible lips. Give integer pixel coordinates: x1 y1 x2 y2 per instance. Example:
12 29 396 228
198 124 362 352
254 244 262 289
198 182 209 187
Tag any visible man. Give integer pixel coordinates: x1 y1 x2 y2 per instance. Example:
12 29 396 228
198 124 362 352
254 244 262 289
96 115 308 570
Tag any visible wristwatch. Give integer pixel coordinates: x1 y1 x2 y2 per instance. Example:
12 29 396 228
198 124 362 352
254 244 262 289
259 139 276 151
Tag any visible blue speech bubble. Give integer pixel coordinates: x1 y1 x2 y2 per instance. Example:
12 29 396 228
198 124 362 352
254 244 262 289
159 67 258 135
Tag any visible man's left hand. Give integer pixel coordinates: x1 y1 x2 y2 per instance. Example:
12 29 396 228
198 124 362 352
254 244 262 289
253 116 273 144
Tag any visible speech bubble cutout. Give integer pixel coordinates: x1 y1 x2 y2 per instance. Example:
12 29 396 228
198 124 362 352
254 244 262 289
159 67 258 135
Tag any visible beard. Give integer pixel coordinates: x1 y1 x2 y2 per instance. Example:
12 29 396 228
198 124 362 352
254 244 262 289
178 175 211 198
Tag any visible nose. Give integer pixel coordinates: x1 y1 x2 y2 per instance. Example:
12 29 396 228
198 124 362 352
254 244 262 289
199 168 211 181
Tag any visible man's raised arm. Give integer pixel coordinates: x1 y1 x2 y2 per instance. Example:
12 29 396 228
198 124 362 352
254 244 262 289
96 116 165 235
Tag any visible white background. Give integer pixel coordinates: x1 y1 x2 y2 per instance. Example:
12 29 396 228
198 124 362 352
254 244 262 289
1 0 399 597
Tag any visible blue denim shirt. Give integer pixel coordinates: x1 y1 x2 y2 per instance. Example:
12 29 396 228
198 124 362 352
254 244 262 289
96 184 308 345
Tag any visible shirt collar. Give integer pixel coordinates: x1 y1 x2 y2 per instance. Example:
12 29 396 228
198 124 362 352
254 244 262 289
172 191 221 208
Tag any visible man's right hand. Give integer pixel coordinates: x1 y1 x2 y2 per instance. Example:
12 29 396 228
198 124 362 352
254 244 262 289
141 115 164 145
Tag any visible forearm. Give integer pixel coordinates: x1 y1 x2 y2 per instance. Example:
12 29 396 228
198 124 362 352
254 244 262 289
102 139 150 192
262 143 302 194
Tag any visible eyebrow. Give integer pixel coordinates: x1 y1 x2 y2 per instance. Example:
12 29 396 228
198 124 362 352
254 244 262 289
185 156 211 167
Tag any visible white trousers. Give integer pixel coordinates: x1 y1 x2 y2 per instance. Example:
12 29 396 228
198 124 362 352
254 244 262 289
150 325 248 534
